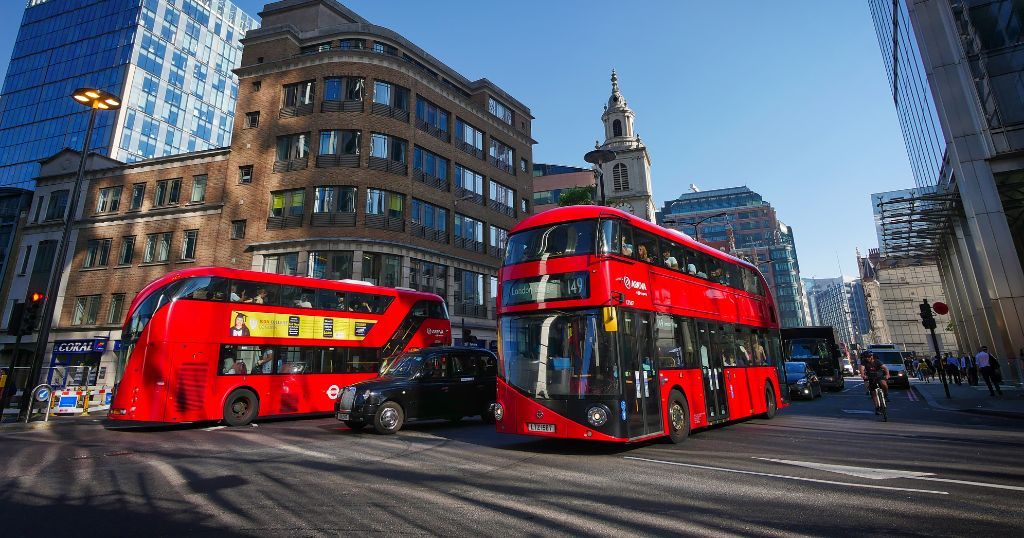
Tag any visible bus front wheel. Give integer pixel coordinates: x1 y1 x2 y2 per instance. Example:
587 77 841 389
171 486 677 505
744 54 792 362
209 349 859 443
761 385 777 419
223 388 259 427
666 391 690 444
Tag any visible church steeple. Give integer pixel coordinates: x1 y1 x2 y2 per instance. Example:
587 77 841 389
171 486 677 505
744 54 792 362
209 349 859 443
602 69 636 142
597 69 655 223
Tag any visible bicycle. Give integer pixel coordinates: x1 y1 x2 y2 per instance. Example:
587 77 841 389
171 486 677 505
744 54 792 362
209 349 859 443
868 377 888 422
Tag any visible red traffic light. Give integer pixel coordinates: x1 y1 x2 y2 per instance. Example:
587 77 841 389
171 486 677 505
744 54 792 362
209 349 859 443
29 292 45 302
933 302 949 315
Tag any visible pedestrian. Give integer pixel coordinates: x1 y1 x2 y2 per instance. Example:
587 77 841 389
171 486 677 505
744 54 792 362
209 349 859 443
975 346 1003 396
945 353 962 385
966 352 979 386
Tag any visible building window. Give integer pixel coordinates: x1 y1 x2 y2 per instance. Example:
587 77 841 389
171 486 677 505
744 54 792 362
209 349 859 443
72 295 101 326
244 111 259 128
129 184 146 210
252 81 261 91
190 175 207 203
143 232 172 263
521 198 529 214
489 225 509 255
314 186 356 213
520 158 528 173
18 245 31 274
454 165 484 196
308 251 354 280
239 165 253 184
361 252 401 287
270 189 305 217
488 97 513 125
370 133 407 163
454 214 484 248
324 76 364 101
415 98 449 132
318 130 360 155
277 133 310 161
613 119 622 137
340 38 364 50
456 119 484 151
372 41 398 55
154 178 182 207
366 188 404 219
231 220 246 239
413 147 448 179
33 196 43 222
263 253 299 275
118 236 135 265
489 180 515 213
96 186 122 213
44 190 69 221
180 230 198 260
372 80 409 111
454 268 485 308
83 239 111 268
107 293 126 325
409 259 447 297
489 138 514 173
612 163 629 191
411 199 448 231
283 80 315 107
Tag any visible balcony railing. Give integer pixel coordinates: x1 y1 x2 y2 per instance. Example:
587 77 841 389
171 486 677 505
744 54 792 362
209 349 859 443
455 236 484 253
266 215 304 230
272 157 309 173
455 140 484 160
454 302 488 318
321 99 363 113
371 102 410 122
454 187 483 205
368 156 408 176
279 103 314 118
311 212 356 227
413 168 449 191
365 213 405 232
315 153 360 168
488 199 515 218
416 119 450 143
410 222 449 244
488 155 515 175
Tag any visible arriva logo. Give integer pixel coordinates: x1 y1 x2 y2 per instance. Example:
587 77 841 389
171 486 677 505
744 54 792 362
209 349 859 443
621 276 648 291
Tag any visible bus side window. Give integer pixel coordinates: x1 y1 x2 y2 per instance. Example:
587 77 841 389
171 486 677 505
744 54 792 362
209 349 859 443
634 230 657 264
688 250 708 279
279 346 304 373
734 327 751 367
177 276 228 301
620 225 635 258
655 314 680 368
231 280 261 302
678 317 699 368
599 219 621 255
317 289 344 311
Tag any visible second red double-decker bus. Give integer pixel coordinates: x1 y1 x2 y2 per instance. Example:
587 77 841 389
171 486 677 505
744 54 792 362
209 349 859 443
107 267 451 426
494 206 788 443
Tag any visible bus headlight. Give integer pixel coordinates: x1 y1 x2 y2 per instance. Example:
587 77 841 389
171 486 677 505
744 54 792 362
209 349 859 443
586 405 609 427
492 402 504 421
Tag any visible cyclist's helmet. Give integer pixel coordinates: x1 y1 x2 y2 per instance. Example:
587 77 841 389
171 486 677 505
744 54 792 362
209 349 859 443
861 350 875 359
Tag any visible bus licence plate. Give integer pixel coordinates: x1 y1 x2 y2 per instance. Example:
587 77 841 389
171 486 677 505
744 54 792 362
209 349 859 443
337 413 350 421
527 423 555 433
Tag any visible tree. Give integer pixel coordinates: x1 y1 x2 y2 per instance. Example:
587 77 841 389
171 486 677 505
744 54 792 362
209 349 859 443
558 186 595 207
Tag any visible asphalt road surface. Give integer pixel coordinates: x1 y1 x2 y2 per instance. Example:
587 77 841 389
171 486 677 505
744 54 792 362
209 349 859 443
2 378 1021 536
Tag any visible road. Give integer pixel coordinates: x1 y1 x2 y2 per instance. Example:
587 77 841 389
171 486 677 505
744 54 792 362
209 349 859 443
1 377 1021 536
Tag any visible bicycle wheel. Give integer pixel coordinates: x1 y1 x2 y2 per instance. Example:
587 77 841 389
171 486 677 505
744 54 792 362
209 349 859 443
877 388 888 422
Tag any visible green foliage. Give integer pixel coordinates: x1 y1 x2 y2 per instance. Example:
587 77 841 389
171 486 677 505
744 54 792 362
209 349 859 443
558 186 594 207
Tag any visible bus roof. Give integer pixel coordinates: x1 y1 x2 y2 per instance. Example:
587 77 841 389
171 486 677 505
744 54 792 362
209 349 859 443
514 205 759 272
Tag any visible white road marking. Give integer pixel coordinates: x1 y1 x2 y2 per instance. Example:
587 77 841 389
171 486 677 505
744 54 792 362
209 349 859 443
202 425 226 431
758 458 1024 492
624 456 948 495
841 409 875 414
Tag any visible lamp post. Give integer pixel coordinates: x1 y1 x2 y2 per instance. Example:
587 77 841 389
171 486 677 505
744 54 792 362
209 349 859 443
682 212 727 243
583 148 616 205
19 88 120 421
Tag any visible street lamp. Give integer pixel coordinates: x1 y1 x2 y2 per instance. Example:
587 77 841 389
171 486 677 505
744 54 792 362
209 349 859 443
681 212 727 243
20 88 121 421
583 148 616 206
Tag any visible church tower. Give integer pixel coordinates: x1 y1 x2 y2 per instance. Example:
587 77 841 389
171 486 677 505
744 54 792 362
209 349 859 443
599 70 655 221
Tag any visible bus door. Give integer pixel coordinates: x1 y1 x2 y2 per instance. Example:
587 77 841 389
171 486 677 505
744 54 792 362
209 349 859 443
697 322 729 424
620 311 663 438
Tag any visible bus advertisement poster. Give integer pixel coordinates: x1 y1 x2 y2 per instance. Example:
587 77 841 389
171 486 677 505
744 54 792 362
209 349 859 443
230 311 376 341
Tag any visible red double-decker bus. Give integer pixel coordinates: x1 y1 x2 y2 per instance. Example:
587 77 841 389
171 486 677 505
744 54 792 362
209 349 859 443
107 267 451 426
494 206 788 443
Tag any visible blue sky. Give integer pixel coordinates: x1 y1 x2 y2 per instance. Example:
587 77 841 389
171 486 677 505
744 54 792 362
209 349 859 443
0 0 913 279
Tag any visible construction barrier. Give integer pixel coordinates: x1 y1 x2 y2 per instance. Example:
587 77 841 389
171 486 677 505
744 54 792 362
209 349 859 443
54 387 113 415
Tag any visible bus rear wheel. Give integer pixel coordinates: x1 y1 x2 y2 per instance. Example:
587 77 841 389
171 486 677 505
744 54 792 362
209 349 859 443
761 385 777 419
223 388 259 427
666 391 690 444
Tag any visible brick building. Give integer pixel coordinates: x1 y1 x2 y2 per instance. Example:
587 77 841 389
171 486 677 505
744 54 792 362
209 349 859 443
0 0 533 388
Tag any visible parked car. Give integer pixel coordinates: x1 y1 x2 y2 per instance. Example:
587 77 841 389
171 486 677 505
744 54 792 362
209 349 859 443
785 361 822 400
335 347 498 434
841 358 855 376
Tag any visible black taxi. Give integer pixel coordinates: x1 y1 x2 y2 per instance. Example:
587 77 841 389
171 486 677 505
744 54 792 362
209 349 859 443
335 347 498 434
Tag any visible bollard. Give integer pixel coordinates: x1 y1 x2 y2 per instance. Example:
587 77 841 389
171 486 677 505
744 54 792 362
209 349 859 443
81 390 90 416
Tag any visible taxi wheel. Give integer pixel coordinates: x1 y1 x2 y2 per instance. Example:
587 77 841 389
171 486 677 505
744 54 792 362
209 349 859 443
223 389 259 427
373 401 404 434
344 420 366 430
480 402 497 424
665 390 690 444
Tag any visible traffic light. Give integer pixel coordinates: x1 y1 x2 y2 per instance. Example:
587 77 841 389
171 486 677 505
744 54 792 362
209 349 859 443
21 291 45 334
919 300 937 330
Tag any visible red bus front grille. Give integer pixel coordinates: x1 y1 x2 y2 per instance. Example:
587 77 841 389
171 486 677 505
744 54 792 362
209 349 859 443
175 363 207 412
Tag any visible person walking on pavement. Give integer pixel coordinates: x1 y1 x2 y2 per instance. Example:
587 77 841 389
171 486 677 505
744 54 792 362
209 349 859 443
945 353 962 385
965 352 979 386
976 346 1003 396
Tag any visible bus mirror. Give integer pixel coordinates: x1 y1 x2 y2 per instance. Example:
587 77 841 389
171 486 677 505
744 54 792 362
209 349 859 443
603 307 618 332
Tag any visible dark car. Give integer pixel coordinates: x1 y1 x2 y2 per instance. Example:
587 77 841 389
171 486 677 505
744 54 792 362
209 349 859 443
785 361 822 400
335 347 498 434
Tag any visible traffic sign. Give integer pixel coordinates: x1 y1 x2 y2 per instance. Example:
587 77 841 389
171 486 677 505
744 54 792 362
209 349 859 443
33 384 51 402
933 302 949 315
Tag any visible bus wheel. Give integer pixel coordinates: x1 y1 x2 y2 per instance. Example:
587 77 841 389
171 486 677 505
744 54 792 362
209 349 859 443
344 420 366 431
373 401 404 434
761 385 777 419
223 389 259 427
666 391 690 444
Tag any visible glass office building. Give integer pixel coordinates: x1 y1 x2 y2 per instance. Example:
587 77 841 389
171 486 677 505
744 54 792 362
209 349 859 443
0 0 256 189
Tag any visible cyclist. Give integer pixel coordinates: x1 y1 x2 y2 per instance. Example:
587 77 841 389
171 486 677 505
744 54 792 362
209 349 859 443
859 351 890 414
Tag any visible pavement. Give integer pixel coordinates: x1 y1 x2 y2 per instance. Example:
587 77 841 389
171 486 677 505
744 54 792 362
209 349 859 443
1 379 1022 536
911 375 1024 419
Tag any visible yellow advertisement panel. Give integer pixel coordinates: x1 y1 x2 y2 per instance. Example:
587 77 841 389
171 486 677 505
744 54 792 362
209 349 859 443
229 311 377 341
